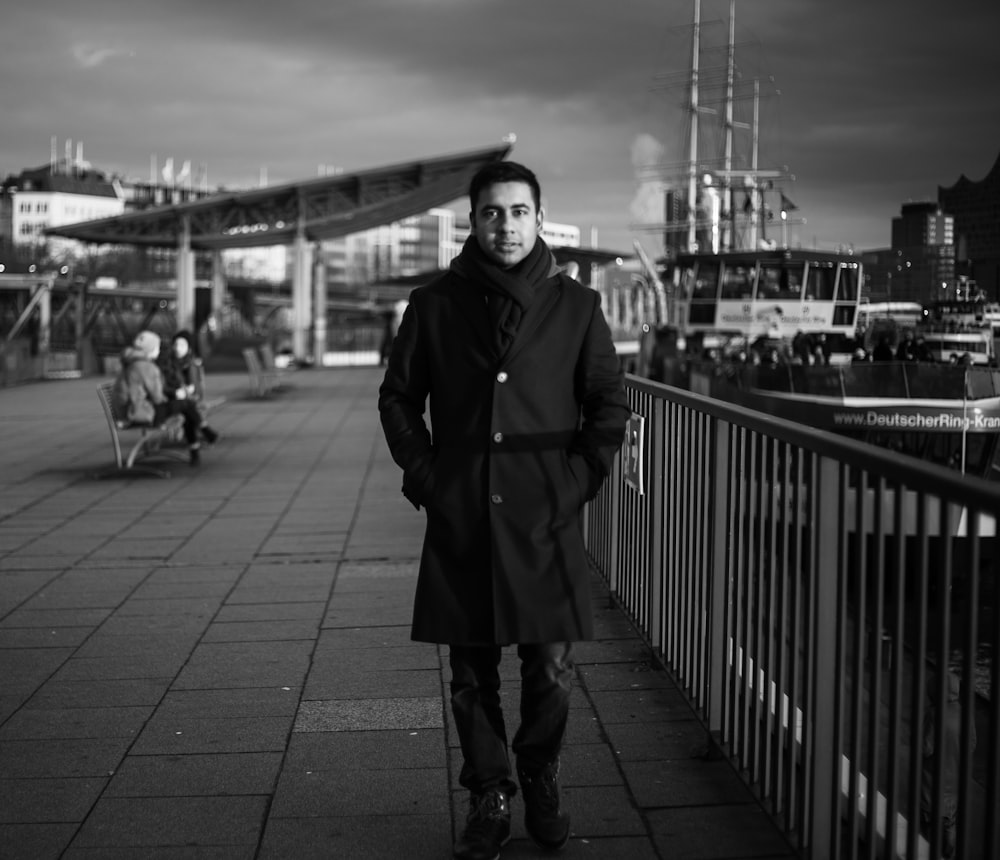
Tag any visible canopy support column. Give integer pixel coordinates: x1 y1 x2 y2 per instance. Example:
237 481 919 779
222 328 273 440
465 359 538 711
210 250 226 317
291 225 313 361
312 252 327 367
176 215 196 333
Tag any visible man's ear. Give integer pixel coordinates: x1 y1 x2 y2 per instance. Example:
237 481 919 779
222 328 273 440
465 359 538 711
469 210 476 229
537 207 545 229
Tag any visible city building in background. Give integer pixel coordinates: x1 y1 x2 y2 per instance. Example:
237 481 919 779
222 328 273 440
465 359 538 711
862 202 956 304
939 151 1000 298
1 157 125 261
1 140 217 280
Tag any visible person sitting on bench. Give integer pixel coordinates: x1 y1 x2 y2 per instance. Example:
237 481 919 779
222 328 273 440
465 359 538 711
159 329 209 421
113 330 218 466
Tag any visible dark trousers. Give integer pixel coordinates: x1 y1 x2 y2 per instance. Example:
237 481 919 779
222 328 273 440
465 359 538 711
449 642 574 796
154 400 201 445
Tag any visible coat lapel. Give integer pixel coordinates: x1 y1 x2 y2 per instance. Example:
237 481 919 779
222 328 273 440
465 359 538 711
501 277 562 366
449 276 495 356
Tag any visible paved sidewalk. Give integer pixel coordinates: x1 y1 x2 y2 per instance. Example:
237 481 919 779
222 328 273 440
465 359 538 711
0 367 795 859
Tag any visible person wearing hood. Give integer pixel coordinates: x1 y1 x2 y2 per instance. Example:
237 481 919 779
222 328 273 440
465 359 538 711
113 330 218 465
379 161 629 860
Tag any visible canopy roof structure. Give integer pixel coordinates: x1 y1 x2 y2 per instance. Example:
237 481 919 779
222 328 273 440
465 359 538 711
46 141 514 250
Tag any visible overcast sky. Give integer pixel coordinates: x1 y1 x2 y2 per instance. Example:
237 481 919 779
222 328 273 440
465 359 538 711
2 0 998 256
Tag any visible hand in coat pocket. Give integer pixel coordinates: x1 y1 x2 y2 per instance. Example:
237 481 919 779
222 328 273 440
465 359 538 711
402 453 437 511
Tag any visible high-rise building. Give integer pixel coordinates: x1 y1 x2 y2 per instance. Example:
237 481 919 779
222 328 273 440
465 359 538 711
938 152 1000 297
863 202 956 304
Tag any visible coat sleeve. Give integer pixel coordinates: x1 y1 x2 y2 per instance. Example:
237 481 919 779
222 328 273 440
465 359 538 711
144 362 167 406
158 357 179 399
377 297 436 509
569 289 631 500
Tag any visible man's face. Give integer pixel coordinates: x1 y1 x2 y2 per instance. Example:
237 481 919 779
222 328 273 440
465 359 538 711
471 181 542 269
174 338 190 359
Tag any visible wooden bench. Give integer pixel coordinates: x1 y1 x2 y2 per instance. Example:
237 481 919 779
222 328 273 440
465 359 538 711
95 382 188 478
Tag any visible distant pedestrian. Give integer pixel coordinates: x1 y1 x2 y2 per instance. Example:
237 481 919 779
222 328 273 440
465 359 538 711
792 330 812 364
872 335 894 362
896 330 917 361
379 161 629 859
113 330 218 466
914 336 935 362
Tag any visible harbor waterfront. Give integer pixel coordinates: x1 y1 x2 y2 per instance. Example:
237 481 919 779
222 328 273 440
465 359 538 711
1 343 998 859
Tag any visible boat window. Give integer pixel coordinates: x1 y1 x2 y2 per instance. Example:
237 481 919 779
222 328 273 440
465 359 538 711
923 337 989 354
757 263 803 300
687 264 719 299
679 266 698 298
804 263 835 301
688 303 717 324
720 264 754 299
835 264 861 302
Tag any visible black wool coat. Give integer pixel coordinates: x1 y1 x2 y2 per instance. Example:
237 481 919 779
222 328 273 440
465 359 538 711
378 266 630 646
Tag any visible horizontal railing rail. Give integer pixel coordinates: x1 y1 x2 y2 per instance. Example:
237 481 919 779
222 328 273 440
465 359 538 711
585 374 1000 860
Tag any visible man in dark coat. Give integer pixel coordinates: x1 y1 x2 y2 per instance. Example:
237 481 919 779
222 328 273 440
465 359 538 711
378 161 629 859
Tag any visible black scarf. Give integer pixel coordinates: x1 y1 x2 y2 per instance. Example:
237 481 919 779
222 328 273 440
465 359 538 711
451 234 555 356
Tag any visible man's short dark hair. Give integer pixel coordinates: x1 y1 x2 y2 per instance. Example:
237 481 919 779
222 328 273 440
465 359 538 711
469 161 541 213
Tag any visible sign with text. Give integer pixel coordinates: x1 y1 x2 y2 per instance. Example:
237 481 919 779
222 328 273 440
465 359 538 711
623 413 645 495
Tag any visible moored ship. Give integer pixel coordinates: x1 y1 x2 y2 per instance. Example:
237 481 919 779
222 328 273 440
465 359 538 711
624 1 1000 478
635 252 1000 479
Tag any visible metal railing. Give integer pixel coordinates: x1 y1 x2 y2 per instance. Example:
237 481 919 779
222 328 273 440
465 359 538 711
585 374 1000 860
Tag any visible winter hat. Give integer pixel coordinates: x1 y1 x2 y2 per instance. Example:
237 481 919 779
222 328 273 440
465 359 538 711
133 330 161 358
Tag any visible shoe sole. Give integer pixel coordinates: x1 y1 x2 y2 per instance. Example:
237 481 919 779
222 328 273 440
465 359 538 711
452 831 510 860
526 826 569 852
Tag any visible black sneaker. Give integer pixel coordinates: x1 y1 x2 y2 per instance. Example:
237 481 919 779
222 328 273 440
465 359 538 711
201 426 219 444
453 788 511 860
519 762 570 851
189 446 201 466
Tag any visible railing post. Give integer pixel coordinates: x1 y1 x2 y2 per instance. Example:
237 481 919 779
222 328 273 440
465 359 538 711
808 456 839 859
649 397 665 654
708 419 731 735
607 445 622 595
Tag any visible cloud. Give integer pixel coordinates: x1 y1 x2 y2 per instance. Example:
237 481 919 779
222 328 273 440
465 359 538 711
71 43 133 69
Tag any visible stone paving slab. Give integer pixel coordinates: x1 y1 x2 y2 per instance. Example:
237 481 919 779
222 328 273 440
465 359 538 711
0 369 795 859
104 751 283 797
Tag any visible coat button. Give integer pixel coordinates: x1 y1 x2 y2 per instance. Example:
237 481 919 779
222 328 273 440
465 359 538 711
493 432 503 443
490 494 503 504
496 371 508 383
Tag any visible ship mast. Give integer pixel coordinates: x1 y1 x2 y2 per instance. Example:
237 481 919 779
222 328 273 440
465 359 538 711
686 0 701 252
722 0 735 252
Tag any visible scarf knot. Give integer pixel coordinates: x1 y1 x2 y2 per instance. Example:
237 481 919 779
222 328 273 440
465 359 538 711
451 235 556 356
